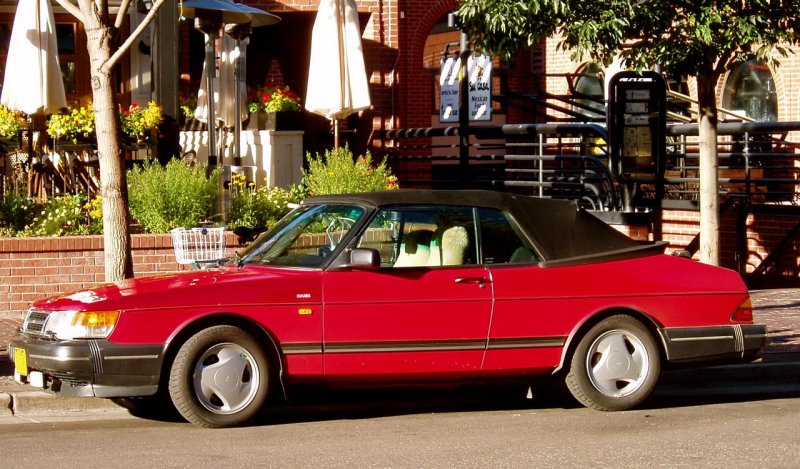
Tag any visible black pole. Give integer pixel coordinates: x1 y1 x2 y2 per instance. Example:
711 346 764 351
458 30 469 187
195 18 222 169
225 22 253 167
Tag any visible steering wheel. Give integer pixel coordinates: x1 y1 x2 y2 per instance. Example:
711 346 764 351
325 217 356 251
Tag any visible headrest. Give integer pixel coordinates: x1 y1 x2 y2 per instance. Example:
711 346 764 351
404 230 433 254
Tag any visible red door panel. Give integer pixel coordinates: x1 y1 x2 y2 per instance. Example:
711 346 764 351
483 265 570 376
322 266 492 382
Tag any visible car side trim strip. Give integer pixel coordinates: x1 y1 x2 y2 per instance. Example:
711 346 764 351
487 337 566 349
282 343 323 355
281 337 566 355
325 340 488 354
103 355 160 360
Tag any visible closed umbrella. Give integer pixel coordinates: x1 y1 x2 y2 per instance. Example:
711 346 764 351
1 0 67 114
305 0 370 147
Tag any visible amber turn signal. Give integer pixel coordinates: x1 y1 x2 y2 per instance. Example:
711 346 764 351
730 297 753 322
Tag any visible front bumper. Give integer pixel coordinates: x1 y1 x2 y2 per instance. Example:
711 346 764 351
659 324 767 363
8 334 163 398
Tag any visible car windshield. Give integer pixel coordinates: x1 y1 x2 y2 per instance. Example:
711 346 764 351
237 204 366 268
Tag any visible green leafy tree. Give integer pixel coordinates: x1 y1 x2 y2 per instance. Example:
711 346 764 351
457 0 800 265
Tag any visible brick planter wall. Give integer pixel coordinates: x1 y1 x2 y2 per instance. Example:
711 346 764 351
0 233 239 319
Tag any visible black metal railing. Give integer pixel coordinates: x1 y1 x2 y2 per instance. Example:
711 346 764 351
383 120 800 210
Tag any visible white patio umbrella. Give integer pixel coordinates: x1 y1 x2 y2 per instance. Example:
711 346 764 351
305 0 371 147
1 0 67 115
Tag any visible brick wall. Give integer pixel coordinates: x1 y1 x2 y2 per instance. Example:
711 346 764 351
0 233 239 319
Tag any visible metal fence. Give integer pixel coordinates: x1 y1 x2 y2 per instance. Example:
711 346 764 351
383 120 800 211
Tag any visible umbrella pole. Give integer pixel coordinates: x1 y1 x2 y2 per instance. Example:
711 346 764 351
232 42 242 166
334 119 339 148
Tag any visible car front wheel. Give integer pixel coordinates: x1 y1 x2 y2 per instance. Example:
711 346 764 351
565 315 660 411
168 325 270 427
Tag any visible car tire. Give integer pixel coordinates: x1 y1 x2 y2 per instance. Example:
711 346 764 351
168 325 270 428
565 315 660 411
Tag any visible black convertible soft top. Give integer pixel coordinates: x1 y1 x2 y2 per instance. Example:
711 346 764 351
304 190 665 265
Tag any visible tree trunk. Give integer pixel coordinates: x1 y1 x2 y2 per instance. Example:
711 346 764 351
696 72 721 266
83 9 134 281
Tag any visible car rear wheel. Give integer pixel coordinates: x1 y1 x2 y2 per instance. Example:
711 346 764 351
565 315 660 411
168 325 270 427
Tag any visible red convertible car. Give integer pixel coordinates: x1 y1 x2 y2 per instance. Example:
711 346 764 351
9 190 766 427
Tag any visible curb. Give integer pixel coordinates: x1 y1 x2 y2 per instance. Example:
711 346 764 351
0 392 11 416
0 388 122 416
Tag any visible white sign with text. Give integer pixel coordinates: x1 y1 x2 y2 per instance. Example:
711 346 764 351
439 55 492 123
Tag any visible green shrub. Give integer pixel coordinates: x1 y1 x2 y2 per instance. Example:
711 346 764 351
127 159 221 233
227 175 302 229
0 193 38 234
302 146 398 196
21 193 97 236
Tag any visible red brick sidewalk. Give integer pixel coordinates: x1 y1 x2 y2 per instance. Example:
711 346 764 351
751 288 800 354
1 289 798 356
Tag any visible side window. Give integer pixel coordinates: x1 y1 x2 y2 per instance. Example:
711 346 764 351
478 208 537 264
358 206 477 268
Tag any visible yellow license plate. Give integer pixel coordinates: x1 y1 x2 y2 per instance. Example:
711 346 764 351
14 347 27 376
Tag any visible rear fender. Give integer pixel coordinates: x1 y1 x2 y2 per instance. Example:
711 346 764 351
553 307 664 374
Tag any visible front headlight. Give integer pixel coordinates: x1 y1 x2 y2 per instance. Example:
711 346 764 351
43 310 120 340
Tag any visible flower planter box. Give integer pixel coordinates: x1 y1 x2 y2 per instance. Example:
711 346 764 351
247 111 303 131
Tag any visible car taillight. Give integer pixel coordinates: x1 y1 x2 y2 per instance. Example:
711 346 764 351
731 297 753 322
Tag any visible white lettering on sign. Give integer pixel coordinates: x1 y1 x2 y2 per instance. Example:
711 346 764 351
439 55 493 122
440 57 460 123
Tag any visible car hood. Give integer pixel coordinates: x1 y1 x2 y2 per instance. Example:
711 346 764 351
32 266 322 312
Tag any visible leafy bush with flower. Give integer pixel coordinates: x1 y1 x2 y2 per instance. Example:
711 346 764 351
0 105 26 140
18 193 102 236
227 175 305 229
46 104 96 143
47 102 162 144
303 146 399 196
247 85 302 113
127 159 221 233
179 89 198 122
0 192 38 236
121 102 163 143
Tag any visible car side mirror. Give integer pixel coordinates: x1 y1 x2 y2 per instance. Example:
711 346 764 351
347 248 381 269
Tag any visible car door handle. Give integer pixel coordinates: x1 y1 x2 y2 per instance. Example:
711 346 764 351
455 277 491 288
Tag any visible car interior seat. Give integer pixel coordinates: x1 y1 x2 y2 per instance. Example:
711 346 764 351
427 225 469 266
393 229 434 267
509 246 535 263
